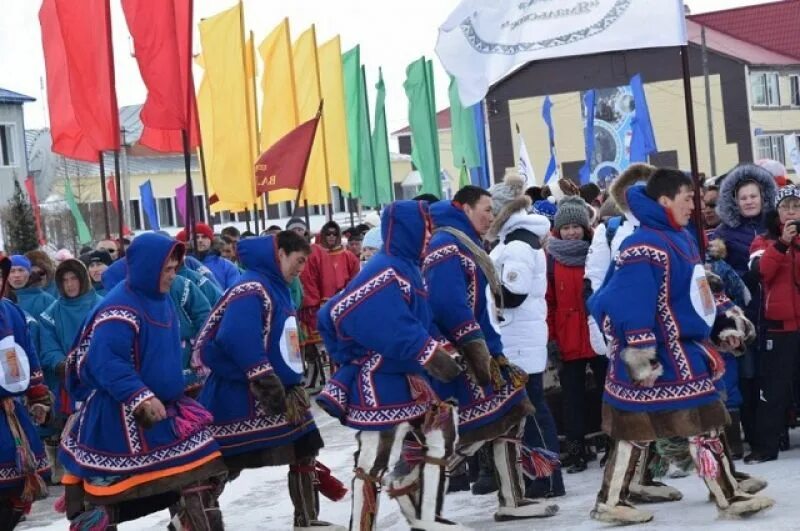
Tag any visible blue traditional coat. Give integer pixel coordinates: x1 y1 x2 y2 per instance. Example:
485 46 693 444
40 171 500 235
0 298 50 494
15 286 55 325
59 234 220 483
316 201 440 431
196 236 317 458
590 187 721 414
423 201 527 435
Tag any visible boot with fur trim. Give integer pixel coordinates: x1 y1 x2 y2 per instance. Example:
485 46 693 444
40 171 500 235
628 443 683 503
592 439 653 524
590 500 654 524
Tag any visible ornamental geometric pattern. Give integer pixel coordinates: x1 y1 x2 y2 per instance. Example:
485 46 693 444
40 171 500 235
424 243 480 312
0 456 49 482
69 307 141 377
605 376 716 404
61 428 216 473
626 331 656 346
359 354 382 407
458 383 523 427
246 362 273 380
416 338 438 365
453 322 481 343
121 388 155 453
210 411 305 440
319 380 348 414
330 268 410 325
346 402 428 428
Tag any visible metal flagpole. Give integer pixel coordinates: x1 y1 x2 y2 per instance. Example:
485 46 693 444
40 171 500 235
97 152 112 239
113 151 126 256
680 45 706 256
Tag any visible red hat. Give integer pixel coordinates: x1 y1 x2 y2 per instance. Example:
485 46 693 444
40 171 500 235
176 224 214 242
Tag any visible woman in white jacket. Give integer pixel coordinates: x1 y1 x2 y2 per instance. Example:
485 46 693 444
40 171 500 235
488 174 565 499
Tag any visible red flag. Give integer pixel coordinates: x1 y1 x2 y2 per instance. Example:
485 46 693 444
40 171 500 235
254 113 321 194
24 176 46 246
106 176 132 236
41 0 120 156
39 0 102 161
123 0 200 153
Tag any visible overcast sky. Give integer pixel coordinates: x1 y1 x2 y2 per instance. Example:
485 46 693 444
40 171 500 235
0 0 778 138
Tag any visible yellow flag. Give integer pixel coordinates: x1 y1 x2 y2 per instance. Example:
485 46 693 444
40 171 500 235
198 4 256 208
293 25 330 206
318 35 350 194
259 18 299 203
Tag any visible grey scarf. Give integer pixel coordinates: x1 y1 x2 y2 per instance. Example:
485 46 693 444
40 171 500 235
547 238 590 267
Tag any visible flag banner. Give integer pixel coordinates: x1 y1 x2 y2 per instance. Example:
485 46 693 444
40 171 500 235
629 74 657 163
106 176 131 235
125 0 200 153
472 103 490 188
357 66 378 207
437 0 687 106
254 112 321 194
579 84 634 187
578 89 596 185
175 183 187 225
516 127 535 187
64 178 92 244
319 36 351 193
542 96 559 183
404 56 442 197
342 46 368 199
372 67 394 204
24 176 46 245
139 179 160 231
448 76 480 170
459 163 471 188
39 0 119 161
785 135 800 177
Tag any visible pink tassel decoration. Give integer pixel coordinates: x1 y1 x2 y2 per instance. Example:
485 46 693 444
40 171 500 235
520 446 561 479
691 436 723 479
53 493 66 513
69 507 109 531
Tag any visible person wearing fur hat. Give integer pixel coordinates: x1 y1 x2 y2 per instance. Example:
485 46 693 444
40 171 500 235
8 255 56 325
79 250 113 297
25 250 57 298
546 196 607 474
488 174 565 499
38 260 102 484
177 223 241 290
588 169 773 524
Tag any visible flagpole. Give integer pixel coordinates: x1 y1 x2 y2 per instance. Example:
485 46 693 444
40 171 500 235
97 152 111 239
361 65 379 210
184 0 197 247
680 45 705 256
197 146 212 223
237 1 258 233
310 24 333 220
113 151 126 256
248 30 262 234
420 57 442 197
291 101 325 226
378 68 394 200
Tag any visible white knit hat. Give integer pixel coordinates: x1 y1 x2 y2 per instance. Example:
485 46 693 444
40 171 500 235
489 173 525 215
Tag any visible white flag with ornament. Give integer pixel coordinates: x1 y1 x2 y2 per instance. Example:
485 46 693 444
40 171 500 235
785 134 800 178
437 0 688 106
517 129 536 186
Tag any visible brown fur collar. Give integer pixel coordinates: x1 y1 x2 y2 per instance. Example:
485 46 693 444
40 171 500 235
610 164 655 212
487 196 532 242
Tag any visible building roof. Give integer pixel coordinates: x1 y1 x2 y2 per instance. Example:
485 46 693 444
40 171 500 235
686 19 798 66
688 0 800 61
0 87 35 105
392 107 451 136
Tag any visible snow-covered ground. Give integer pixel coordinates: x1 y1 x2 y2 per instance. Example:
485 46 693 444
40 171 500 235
21 406 800 530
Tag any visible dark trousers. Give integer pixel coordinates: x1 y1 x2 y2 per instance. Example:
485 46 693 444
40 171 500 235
559 356 608 445
754 331 800 456
522 372 564 496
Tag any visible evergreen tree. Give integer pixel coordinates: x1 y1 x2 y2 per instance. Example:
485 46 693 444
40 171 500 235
4 179 39 254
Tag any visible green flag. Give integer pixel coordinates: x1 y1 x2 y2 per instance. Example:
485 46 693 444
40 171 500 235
358 66 378 207
449 76 480 169
64 178 91 244
342 46 362 197
372 67 393 204
459 162 471 188
404 57 441 197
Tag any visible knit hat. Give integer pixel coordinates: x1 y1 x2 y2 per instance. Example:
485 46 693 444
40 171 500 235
364 211 381 228
10 255 31 272
286 217 307 232
757 159 789 188
362 226 383 250
80 250 113 267
195 223 214 239
489 173 526 216
532 197 557 221
547 177 580 203
554 196 590 232
54 249 74 262
775 185 800 207
26 249 55 280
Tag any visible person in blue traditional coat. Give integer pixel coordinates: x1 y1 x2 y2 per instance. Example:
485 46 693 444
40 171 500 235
38 260 102 485
59 233 226 531
0 255 53 529
179 259 222 307
588 169 774 524
316 201 464 531
423 186 558 521
195 232 344 531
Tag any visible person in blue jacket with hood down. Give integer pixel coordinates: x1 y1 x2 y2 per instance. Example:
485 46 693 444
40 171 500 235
0 255 53 529
316 201 464 530
59 233 226 531
588 169 774 525
194 232 344 531
38 259 102 484
8 255 55 325
423 186 559 522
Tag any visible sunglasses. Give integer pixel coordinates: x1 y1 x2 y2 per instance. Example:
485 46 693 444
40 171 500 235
703 202 716 209
100 247 118 254
324 231 339 237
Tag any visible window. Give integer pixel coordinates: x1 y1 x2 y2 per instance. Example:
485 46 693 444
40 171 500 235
157 197 175 227
0 124 17 167
791 75 800 107
755 135 785 164
194 195 205 223
751 72 781 106
129 199 142 231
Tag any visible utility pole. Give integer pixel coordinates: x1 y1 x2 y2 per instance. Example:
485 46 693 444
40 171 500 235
701 26 717 176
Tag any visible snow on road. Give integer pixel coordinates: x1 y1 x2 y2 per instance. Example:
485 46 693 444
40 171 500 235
21 405 800 530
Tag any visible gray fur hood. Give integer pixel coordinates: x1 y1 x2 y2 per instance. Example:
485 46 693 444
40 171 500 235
716 164 777 228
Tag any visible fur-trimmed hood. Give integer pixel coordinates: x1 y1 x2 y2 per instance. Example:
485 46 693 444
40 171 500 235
609 163 654 213
487 195 531 242
716 163 777 228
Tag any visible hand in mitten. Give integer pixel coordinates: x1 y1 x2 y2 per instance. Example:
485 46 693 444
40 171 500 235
250 373 287 415
423 348 462 383
621 347 663 387
285 385 310 425
133 396 167 429
26 384 52 426
460 340 492 386
711 306 755 356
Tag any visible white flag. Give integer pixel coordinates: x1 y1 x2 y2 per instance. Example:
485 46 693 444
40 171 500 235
517 131 536 186
437 0 688 106
785 134 800 178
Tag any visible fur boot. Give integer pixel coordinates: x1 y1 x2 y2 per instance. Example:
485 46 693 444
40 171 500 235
470 446 497 495
290 459 346 530
45 438 64 485
350 430 394 531
628 442 683 503
591 440 654 524
171 479 225 531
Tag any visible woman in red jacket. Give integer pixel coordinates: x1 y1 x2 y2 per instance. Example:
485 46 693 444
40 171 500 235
546 196 608 473
748 185 800 463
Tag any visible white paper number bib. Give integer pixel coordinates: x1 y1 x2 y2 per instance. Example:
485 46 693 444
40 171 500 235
0 335 30 393
280 316 304 375
689 265 716 327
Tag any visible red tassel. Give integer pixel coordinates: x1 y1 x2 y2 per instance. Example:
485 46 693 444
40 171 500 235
520 446 561 479
316 461 348 501
54 493 66 513
691 436 723 479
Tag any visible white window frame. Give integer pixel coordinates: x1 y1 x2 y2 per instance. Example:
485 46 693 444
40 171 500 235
157 197 176 227
0 122 18 167
750 72 781 107
790 74 800 107
755 134 785 164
